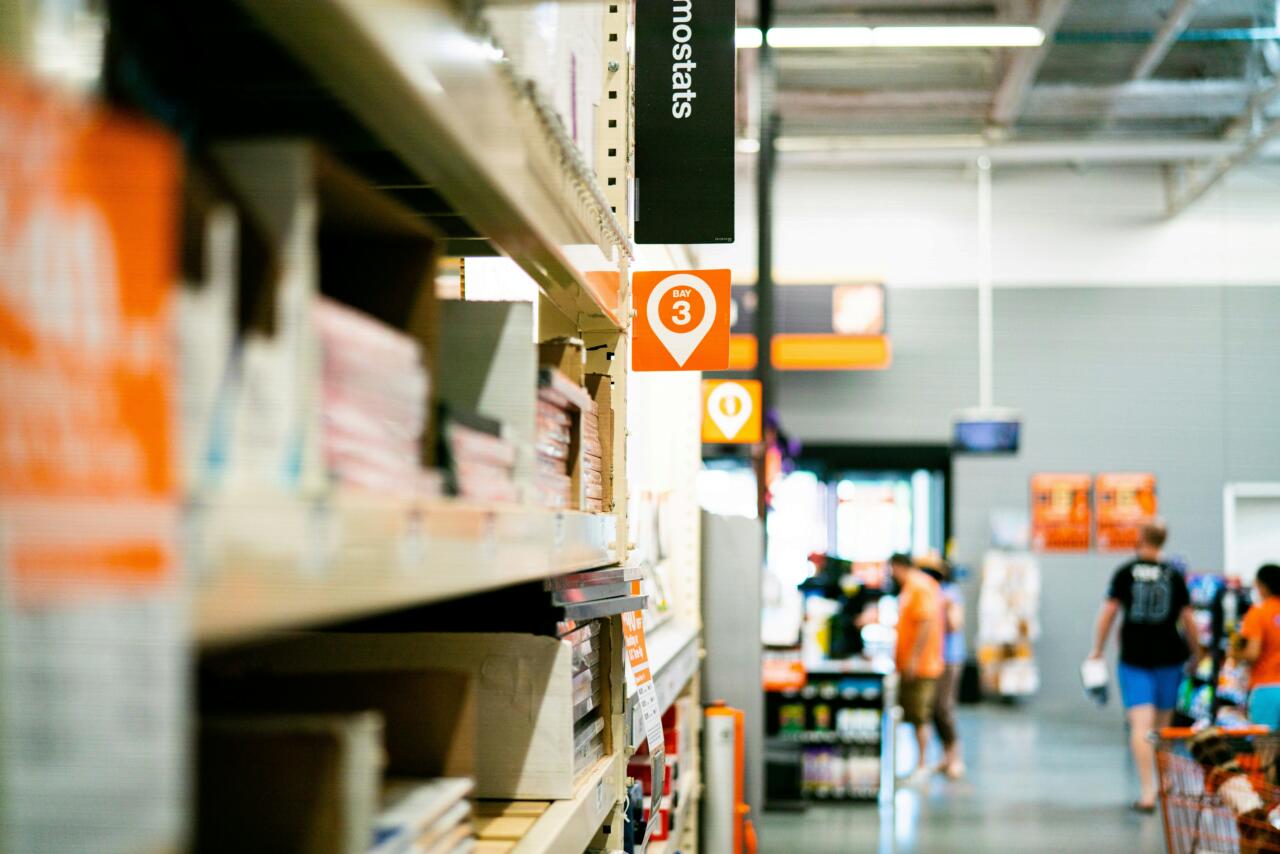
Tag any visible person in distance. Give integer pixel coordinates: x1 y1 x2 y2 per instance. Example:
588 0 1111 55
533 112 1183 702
1088 520 1205 814
1238 563 1280 729
891 553 945 786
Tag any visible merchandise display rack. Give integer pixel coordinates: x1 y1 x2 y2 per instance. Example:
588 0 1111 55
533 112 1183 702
766 660 898 806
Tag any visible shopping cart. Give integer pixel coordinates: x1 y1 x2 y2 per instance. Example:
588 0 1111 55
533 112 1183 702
1155 726 1280 854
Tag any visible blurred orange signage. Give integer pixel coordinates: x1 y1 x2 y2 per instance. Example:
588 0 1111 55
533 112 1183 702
701 380 762 444
1030 473 1092 552
0 68 180 595
632 269 731 371
1096 473 1158 552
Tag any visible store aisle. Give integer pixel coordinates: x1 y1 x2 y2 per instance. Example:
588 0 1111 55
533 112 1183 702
759 705 1167 853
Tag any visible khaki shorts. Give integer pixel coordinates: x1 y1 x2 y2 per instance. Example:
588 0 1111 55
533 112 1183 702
900 677 939 728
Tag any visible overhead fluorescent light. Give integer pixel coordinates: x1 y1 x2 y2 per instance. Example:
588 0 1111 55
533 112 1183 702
735 25 1045 49
767 27 873 48
871 26 1044 47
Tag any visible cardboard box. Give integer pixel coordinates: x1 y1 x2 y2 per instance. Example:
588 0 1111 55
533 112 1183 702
216 631 613 799
201 668 475 779
197 712 383 854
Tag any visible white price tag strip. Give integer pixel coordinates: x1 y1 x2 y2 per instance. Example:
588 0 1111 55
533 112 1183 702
622 608 665 846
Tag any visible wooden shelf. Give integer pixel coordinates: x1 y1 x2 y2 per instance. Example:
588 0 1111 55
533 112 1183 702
193 492 617 645
236 0 627 330
471 753 621 854
647 767 699 854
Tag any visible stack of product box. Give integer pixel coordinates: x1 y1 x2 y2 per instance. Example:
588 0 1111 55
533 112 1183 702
439 408 519 504
581 403 604 513
316 298 436 497
534 368 599 510
562 620 606 784
370 778 474 854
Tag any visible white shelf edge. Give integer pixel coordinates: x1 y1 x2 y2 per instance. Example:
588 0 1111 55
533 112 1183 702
646 766 700 854
193 493 618 645
510 753 623 854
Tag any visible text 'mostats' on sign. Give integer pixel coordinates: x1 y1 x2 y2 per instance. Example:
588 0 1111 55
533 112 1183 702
634 0 735 245
632 269 731 371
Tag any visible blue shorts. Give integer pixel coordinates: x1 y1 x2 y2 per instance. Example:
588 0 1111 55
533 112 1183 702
1118 663 1184 711
1249 685 1280 729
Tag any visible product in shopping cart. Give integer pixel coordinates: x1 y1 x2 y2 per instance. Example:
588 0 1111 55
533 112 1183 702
1156 727 1280 854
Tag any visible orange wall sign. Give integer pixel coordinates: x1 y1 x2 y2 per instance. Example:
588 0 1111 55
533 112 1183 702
632 269 731 371
701 380 763 444
1030 473 1092 552
1096 473 1158 552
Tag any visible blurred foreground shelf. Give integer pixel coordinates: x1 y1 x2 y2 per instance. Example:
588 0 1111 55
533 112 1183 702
193 493 617 645
475 754 622 854
236 0 628 330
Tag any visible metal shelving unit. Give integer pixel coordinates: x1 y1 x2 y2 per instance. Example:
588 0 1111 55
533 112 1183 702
235 0 631 332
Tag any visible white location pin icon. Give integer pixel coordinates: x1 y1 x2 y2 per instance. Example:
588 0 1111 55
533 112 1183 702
646 273 717 367
707 382 753 439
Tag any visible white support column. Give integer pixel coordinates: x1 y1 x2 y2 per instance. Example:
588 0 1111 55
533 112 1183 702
976 156 994 410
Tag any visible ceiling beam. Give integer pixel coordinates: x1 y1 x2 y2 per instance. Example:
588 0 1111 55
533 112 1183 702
1130 0 1203 80
989 0 1071 126
1166 77 1280 214
1165 118 1280 213
741 136 1280 165
780 79 1262 123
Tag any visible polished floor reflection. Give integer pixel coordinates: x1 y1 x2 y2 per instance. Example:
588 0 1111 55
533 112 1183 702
759 704 1167 853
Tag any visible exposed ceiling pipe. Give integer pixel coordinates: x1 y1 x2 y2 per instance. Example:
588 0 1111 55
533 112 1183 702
780 79 1268 122
1056 26 1280 45
1130 0 1204 80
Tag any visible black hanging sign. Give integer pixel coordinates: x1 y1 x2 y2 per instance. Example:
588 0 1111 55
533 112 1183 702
634 0 735 244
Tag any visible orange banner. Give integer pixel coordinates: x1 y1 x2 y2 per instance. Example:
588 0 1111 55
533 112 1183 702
1096 473 1157 553
1030 473 1092 552
0 67 179 588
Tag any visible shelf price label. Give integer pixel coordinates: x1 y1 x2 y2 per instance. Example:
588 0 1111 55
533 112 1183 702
701 379 762 443
632 269 731 371
622 608 666 845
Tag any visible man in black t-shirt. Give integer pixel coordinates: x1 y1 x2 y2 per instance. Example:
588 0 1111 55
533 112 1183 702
1088 521 1204 813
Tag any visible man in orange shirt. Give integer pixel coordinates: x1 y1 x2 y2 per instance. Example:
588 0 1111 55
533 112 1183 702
1241 564 1280 727
891 553 944 784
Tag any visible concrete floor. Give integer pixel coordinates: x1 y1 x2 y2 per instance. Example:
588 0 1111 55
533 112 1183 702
758 705 1168 854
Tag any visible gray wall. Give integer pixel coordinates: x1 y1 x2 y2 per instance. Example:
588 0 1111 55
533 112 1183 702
778 286 1280 709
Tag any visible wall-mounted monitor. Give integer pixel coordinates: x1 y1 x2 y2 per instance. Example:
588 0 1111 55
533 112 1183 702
952 408 1021 455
